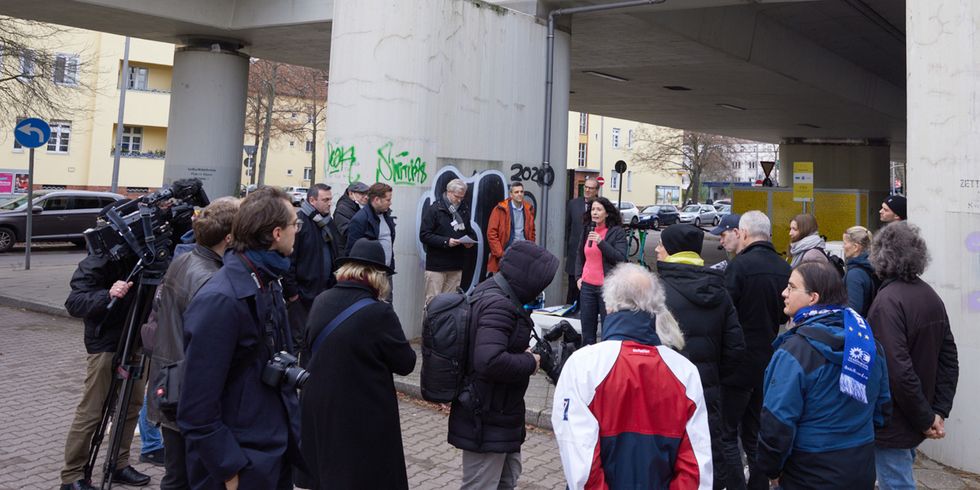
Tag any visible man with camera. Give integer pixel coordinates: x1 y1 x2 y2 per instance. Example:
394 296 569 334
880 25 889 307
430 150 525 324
447 240 559 489
177 187 303 489
60 246 150 490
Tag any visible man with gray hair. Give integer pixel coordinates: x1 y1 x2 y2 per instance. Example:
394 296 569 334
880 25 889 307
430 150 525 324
420 178 476 304
719 210 791 490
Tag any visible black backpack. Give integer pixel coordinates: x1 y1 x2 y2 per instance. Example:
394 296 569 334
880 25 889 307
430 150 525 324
421 292 477 403
821 249 847 277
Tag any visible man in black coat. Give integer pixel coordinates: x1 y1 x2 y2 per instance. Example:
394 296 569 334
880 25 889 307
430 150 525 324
448 240 559 490
333 181 368 250
282 183 342 361
564 177 598 304
420 178 476 304
61 252 150 490
346 183 396 270
177 187 302 489
655 224 744 490
720 210 791 490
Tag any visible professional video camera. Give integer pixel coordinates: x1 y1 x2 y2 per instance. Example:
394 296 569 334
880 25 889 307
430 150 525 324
531 320 583 384
83 178 209 263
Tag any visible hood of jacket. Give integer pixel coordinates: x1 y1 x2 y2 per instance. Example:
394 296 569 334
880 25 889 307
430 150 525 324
656 260 728 308
776 310 846 366
601 310 662 345
846 253 872 270
498 240 559 304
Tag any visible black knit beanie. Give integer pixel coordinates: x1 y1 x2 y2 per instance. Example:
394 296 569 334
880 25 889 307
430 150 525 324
884 195 907 220
661 224 704 255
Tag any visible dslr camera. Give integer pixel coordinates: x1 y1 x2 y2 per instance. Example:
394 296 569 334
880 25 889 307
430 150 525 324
532 320 583 384
261 351 309 391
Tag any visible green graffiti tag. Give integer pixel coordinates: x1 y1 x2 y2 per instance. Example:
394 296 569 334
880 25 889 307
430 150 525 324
326 143 360 183
376 142 428 185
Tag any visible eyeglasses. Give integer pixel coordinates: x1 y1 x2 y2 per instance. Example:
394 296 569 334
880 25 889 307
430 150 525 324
785 283 810 294
291 219 303 231
584 186 598 190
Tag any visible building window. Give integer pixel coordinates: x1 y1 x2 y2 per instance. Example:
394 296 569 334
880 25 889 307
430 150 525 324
46 121 71 153
289 141 295 147
305 140 315 152
304 167 312 180
286 169 293 176
749 161 757 169
52 54 79 85
610 171 620 191
627 170 632 192
578 113 588 134
732 161 741 169
577 143 587 167
656 185 681 204
127 66 148 90
12 117 24 150
121 126 142 152
612 128 621 149
628 129 635 149
20 51 35 81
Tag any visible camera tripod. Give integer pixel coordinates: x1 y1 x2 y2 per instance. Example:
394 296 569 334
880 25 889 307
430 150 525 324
82 258 167 490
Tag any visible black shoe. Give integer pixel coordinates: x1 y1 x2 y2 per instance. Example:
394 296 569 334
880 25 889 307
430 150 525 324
59 480 95 490
139 448 165 467
111 465 151 486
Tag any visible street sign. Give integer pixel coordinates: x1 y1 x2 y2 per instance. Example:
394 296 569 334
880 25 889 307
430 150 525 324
761 161 775 178
614 160 627 174
596 176 605 186
243 144 257 156
793 161 814 203
14 118 51 149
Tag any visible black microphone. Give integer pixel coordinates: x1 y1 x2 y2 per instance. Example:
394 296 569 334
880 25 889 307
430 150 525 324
587 222 597 247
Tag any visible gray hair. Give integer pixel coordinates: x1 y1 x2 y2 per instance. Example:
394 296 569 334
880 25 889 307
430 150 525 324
602 263 685 350
446 178 466 194
739 210 771 240
869 221 930 281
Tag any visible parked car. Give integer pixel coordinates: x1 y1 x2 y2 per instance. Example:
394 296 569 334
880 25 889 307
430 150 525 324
0 190 126 252
636 205 680 230
613 200 641 225
283 186 309 206
678 203 720 228
713 198 731 207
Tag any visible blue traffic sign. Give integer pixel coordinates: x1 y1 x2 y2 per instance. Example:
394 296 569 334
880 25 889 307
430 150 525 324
14 118 51 149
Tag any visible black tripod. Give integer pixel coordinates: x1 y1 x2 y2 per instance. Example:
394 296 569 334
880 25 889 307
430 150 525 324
81 257 167 489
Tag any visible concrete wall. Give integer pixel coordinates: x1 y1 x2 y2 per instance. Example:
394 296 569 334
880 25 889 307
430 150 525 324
907 0 980 473
324 0 570 338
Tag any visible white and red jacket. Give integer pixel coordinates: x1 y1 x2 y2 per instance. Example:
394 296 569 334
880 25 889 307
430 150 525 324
552 339 712 489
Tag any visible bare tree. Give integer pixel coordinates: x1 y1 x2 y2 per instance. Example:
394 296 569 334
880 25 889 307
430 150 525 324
280 66 328 184
0 16 98 130
629 127 738 203
245 59 296 186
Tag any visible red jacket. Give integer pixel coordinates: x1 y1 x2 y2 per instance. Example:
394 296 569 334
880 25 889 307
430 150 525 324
486 198 535 273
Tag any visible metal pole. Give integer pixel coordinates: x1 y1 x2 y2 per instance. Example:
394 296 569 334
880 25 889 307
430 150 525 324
541 0 665 247
111 36 132 193
25 148 34 270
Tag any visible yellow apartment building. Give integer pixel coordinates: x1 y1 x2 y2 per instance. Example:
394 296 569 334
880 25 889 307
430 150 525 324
0 27 325 196
566 112 684 209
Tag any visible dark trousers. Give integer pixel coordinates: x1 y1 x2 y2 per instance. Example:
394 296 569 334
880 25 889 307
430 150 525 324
287 299 313 367
161 426 189 490
579 282 605 345
566 274 580 305
721 382 767 490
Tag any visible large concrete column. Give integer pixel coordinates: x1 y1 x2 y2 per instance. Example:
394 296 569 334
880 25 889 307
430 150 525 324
163 41 249 199
777 141 890 226
907 0 980 473
324 0 570 338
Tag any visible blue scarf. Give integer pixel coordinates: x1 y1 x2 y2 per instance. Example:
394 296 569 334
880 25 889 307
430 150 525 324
793 305 875 404
243 249 291 279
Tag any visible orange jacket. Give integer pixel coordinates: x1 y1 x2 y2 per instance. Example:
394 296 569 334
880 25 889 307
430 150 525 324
486 198 535 273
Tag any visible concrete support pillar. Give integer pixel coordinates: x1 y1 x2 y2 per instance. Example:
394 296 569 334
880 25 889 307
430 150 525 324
325 0 569 337
777 142 890 226
163 41 249 199
907 0 980 473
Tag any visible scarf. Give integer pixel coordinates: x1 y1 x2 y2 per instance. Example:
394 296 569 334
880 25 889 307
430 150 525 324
793 305 875 404
243 249 291 280
662 251 705 266
789 233 825 267
445 195 465 232
601 310 662 346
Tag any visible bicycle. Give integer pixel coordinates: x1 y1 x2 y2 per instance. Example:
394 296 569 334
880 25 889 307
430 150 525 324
624 223 651 269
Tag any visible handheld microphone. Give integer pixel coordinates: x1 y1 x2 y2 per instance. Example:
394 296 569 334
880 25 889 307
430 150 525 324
587 222 597 247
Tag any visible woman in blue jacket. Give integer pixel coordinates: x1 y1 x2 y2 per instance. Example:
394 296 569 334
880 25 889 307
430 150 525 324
758 261 891 489
843 226 877 316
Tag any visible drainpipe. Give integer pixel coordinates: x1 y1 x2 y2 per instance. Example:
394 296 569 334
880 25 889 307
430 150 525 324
541 0 665 248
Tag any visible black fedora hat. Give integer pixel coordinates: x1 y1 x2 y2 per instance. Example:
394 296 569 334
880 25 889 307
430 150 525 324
335 238 395 274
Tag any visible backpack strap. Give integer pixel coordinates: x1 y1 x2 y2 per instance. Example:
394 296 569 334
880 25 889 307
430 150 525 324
311 297 376 354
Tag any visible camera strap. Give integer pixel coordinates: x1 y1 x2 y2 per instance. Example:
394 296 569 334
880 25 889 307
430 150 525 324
310 298 376 355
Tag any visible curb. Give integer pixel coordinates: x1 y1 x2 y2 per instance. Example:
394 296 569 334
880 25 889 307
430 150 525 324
393 378 554 431
0 295 71 318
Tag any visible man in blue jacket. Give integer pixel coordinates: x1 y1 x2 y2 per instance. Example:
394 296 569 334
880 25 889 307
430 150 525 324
346 182 396 299
177 187 302 490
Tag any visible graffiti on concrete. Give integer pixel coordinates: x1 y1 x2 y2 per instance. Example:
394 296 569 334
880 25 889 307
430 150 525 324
377 142 428 186
509 163 555 187
325 143 361 183
416 166 507 292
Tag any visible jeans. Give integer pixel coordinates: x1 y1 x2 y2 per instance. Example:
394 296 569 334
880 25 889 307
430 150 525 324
139 392 164 454
720 383 767 490
875 447 917 490
579 282 605 345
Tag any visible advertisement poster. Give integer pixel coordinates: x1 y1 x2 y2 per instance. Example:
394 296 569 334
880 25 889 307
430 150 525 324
0 173 12 194
14 173 28 193
0 169 30 194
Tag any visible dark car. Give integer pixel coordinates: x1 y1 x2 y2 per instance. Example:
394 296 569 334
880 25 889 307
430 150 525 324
0 190 125 252
636 204 681 230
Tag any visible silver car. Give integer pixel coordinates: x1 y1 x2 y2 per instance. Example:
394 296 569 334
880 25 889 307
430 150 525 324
677 204 720 228
613 200 641 225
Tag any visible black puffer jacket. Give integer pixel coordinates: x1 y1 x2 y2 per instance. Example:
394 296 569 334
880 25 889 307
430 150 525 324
333 192 361 250
65 253 138 354
448 241 559 453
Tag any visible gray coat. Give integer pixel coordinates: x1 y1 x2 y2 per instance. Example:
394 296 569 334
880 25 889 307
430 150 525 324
146 244 223 429
564 197 590 275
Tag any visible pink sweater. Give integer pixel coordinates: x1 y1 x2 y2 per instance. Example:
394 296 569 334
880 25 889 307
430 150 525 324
581 223 608 286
